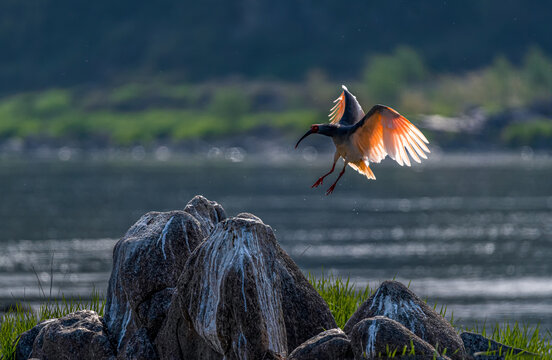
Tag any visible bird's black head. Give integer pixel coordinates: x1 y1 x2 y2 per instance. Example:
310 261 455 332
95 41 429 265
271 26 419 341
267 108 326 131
295 124 337 148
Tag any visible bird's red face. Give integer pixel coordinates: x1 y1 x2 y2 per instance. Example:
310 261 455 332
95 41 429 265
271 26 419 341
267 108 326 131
310 124 319 133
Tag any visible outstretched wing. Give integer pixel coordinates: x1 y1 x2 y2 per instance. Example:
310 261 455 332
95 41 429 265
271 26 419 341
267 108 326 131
351 105 430 166
328 85 365 126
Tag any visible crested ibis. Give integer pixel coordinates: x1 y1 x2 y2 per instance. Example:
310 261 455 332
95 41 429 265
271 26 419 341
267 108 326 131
295 85 430 195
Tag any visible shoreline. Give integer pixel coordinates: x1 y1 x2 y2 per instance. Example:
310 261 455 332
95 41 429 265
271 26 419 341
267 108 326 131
1 146 551 167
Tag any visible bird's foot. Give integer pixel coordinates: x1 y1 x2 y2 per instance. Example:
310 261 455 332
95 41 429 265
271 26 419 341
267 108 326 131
325 184 337 195
311 177 325 188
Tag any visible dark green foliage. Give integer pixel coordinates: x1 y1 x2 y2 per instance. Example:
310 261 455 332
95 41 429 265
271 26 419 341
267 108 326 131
363 46 427 104
523 47 552 95
501 119 552 147
2 1 552 92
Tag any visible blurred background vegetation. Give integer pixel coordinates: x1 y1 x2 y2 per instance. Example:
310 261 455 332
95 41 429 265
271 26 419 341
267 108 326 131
1 0 551 150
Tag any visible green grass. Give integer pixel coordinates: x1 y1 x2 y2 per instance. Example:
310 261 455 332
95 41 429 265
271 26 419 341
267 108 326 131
307 271 373 329
0 275 550 359
469 322 552 359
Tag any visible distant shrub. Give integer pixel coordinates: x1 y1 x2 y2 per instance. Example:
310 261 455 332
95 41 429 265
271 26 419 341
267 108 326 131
363 46 427 104
523 46 552 97
501 118 552 147
109 83 148 104
485 56 520 110
33 89 71 116
209 89 251 126
0 49 551 148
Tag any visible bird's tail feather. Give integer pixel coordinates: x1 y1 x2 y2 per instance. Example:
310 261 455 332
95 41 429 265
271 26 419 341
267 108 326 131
348 160 376 180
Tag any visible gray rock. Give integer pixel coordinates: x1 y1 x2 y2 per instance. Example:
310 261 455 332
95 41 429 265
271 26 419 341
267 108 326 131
136 287 175 339
155 289 223 360
14 319 55 360
124 327 159 360
178 216 336 359
288 328 354 360
104 195 226 353
235 212 264 223
344 281 466 360
350 316 447 360
460 332 538 360
29 310 115 360
184 195 227 234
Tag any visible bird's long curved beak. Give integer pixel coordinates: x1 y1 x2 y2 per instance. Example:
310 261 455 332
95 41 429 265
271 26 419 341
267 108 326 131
295 129 313 149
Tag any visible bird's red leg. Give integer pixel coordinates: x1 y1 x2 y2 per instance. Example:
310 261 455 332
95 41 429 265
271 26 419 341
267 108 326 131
326 162 348 195
312 163 335 188
312 153 339 188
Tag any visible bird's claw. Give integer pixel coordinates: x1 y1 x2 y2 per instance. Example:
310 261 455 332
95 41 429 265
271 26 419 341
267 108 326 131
325 184 336 195
311 178 324 188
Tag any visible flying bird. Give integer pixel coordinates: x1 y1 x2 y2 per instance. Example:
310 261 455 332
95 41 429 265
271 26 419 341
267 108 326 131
295 85 430 195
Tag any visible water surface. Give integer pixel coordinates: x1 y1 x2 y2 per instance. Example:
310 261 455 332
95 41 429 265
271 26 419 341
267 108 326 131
0 153 551 330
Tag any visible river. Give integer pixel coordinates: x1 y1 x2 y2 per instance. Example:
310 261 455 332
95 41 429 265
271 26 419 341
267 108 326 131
1 152 551 331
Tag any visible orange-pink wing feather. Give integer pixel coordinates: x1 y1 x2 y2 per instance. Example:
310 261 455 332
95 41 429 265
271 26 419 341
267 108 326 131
328 91 346 124
351 105 429 167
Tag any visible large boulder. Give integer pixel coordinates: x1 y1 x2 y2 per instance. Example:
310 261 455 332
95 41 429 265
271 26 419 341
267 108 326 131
349 316 448 360
29 310 115 360
344 281 466 360
176 215 337 359
288 328 354 360
104 196 226 355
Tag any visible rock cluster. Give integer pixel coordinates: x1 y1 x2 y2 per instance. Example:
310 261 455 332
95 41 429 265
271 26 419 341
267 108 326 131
15 195 533 360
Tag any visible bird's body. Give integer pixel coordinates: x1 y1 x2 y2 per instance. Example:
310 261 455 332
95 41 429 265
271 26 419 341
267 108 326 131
295 85 430 194
336 124 379 163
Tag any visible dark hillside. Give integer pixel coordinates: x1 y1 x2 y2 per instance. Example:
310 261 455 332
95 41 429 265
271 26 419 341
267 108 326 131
1 0 551 92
